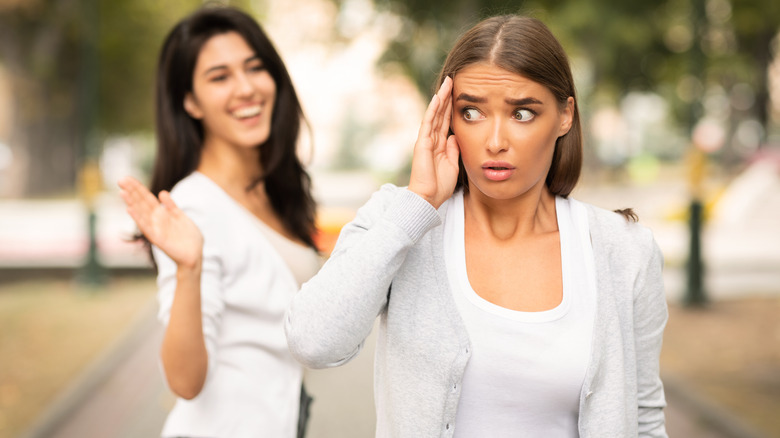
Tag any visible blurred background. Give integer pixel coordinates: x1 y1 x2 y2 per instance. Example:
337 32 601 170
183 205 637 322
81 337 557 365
0 0 778 437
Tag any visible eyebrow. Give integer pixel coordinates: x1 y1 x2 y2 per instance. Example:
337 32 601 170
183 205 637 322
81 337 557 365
203 55 262 76
506 97 543 106
455 93 543 106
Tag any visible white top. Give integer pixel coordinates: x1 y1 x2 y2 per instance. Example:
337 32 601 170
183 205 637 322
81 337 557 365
443 191 596 437
154 172 321 438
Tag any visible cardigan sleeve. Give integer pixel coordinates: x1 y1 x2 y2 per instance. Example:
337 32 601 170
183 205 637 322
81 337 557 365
154 196 225 387
285 184 441 369
633 236 669 437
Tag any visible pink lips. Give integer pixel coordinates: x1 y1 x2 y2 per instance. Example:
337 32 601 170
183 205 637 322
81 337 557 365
482 161 515 181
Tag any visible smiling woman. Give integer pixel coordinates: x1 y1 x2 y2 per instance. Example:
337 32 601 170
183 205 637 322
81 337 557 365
286 15 669 438
118 6 320 438
183 32 277 153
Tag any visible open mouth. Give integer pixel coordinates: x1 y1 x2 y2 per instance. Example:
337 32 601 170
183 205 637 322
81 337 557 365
231 105 262 119
482 163 514 181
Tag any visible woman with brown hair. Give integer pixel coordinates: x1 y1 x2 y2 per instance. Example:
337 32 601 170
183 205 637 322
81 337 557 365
286 15 668 437
119 5 319 437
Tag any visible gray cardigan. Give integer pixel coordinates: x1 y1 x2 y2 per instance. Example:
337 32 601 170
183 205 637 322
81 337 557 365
286 185 668 437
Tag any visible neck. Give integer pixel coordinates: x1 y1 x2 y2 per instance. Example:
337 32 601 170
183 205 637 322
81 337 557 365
197 138 262 192
464 185 558 241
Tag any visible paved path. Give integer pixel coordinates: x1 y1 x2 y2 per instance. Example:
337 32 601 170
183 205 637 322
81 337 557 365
17 161 780 437
22 313 758 438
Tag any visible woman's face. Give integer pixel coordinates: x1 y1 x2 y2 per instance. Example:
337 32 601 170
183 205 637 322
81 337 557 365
184 31 277 151
451 63 573 202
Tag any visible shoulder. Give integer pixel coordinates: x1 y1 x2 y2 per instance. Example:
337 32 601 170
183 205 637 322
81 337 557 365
578 199 659 261
582 201 653 241
168 172 226 229
168 172 212 204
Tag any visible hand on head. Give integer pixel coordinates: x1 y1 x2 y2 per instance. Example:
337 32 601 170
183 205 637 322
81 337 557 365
408 76 460 209
118 176 204 269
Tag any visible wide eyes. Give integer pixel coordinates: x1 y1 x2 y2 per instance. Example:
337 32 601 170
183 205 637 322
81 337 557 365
513 109 535 122
460 107 535 122
462 108 483 121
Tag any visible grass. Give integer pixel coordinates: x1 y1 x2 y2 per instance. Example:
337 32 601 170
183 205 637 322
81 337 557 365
0 275 156 438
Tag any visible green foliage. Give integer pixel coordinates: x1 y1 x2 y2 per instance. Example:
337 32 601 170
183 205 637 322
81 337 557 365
363 0 779 133
0 0 260 195
97 0 257 133
97 0 203 134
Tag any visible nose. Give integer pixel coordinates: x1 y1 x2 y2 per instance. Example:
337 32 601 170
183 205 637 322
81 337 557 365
234 72 255 98
487 119 509 153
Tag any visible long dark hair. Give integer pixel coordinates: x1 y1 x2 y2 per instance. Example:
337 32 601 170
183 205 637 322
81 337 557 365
151 5 317 249
437 15 582 197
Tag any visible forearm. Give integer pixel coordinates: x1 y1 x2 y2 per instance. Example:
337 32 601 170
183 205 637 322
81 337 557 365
160 262 209 400
287 219 413 367
286 187 441 368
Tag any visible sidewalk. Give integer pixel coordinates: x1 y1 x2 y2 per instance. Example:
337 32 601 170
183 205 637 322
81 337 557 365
13 163 780 437
20 293 777 438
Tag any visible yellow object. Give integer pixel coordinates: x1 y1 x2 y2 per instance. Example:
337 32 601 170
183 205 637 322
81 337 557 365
687 148 707 200
79 160 102 206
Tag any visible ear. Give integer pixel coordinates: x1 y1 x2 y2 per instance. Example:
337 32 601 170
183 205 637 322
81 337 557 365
558 96 574 137
183 93 204 119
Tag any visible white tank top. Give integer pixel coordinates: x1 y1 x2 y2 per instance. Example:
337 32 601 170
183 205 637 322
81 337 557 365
253 217 321 288
443 191 596 437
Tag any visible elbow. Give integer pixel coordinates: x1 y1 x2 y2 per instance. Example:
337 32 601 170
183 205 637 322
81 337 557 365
161 352 208 400
285 325 329 369
171 381 205 400
166 372 206 400
285 314 357 369
287 342 334 370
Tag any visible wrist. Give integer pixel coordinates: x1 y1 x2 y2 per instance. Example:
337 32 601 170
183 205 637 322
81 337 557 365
407 184 439 209
387 188 443 242
176 258 202 279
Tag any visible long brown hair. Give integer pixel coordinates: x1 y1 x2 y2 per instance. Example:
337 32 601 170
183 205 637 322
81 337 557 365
437 15 582 197
151 6 317 250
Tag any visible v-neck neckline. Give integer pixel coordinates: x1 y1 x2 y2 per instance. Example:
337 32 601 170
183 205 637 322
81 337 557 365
191 171 310 250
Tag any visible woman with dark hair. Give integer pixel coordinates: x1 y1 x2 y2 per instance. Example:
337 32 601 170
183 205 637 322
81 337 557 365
286 15 668 437
119 6 319 437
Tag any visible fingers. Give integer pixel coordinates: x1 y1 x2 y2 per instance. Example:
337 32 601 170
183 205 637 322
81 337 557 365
439 87 453 140
446 134 460 165
118 176 164 234
417 76 453 143
431 77 453 147
159 191 182 217
432 76 452 141
417 93 440 141
119 177 158 210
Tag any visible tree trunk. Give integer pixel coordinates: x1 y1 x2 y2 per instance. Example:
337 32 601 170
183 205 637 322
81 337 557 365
0 0 83 198
753 30 775 144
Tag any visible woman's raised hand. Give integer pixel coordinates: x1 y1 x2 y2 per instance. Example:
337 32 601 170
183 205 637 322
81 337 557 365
408 76 460 209
118 176 203 270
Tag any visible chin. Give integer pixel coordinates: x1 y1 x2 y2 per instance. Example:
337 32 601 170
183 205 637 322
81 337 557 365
239 132 271 148
469 180 540 201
